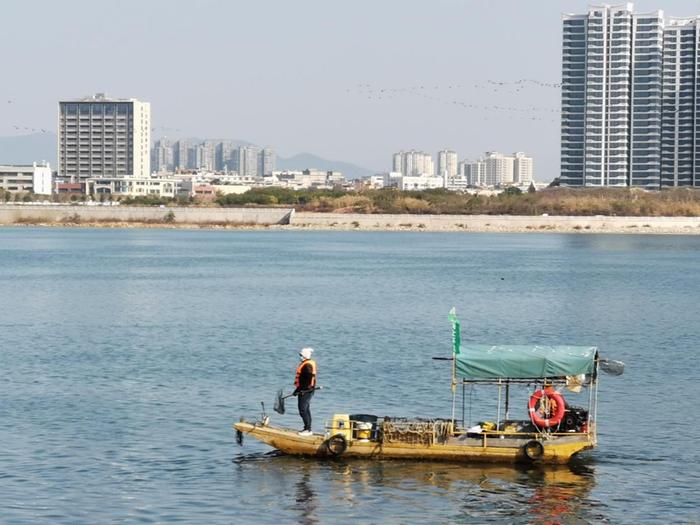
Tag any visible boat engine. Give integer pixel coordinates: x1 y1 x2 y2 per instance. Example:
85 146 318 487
560 406 588 432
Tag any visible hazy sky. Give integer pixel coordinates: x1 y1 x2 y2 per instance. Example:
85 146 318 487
2 1 700 179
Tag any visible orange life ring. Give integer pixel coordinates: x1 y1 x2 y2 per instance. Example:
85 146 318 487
528 388 566 428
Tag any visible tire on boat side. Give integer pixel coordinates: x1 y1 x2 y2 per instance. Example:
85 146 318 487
325 434 348 456
523 440 545 461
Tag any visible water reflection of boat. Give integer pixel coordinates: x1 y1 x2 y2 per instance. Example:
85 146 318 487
234 454 597 524
235 310 623 465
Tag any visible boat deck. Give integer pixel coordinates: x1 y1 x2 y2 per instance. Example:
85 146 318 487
234 421 595 464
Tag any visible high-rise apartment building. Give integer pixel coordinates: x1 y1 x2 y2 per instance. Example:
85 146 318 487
437 150 458 177
482 152 515 186
458 160 482 186
392 150 435 176
561 4 700 188
216 141 237 171
661 18 698 186
174 140 191 170
157 140 273 175
260 147 276 176
513 152 534 184
195 141 216 171
58 93 150 180
152 138 174 172
238 146 260 177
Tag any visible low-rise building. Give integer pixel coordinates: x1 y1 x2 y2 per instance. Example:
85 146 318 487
85 176 188 198
0 163 52 195
444 174 470 191
400 175 444 191
55 182 85 194
212 184 252 195
191 183 216 201
265 169 345 190
370 172 402 189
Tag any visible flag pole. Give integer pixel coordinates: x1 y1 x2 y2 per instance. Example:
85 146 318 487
448 307 460 430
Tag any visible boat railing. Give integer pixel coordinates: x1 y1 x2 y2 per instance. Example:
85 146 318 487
451 428 595 441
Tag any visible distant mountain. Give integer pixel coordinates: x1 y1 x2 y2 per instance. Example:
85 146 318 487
277 153 375 180
0 133 376 179
0 132 56 166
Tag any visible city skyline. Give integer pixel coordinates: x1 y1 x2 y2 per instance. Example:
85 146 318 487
7 1 700 182
5 2 700 182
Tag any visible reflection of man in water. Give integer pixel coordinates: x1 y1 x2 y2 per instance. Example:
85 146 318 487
294 469 318 525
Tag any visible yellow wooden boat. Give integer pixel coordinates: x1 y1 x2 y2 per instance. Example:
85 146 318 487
234 310 622 465
234 419 595 464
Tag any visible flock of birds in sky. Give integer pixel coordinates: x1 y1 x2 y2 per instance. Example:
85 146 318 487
3 78 563 135
6 97 181 135
347 79 562 123
6 100 49 134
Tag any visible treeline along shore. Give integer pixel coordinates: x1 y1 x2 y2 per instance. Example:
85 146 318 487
214 187 700 217
3 188 700 234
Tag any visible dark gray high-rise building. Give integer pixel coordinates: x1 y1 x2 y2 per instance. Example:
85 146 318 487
260 147 276 176
174 140 191 170
58 93 151 180
237 146 260 177
216 141 237 171
152 138 174 172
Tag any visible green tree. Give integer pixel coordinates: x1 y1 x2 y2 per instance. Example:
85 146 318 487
502 186 522 196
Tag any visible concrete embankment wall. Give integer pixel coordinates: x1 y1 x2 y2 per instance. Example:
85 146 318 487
3 206 700 233
0 205 294 225
292 212 700 233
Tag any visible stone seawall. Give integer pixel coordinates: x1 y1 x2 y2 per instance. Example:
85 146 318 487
0 205 294 225
292 212 700 234
3 206 700 233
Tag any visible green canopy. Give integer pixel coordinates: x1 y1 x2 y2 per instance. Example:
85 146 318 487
455 345 597 380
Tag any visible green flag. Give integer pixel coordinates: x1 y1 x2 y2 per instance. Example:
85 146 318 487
448 307 461 355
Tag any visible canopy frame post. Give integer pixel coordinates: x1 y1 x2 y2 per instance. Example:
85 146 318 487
496 379 502 431
451 385 457 430
461 382 466 428
505 381 510 421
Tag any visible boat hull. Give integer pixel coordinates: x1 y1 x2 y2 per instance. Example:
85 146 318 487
234 422 595 465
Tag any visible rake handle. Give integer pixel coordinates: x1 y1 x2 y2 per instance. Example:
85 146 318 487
284 386 323 399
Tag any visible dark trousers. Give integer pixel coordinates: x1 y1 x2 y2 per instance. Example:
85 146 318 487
298 391 314 431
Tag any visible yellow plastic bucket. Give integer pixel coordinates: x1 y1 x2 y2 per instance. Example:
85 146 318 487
356 422 372 440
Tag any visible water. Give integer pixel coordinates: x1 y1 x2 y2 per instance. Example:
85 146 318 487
1 228 699 524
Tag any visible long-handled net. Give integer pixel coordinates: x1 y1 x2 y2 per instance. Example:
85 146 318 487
273 389 287 414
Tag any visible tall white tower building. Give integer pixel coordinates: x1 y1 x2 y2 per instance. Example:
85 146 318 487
513 152 534 184
58 93 151 180
482 152 514 186
661 18 698 187
437 150 458 177
392 150 435 176
561 4 700 188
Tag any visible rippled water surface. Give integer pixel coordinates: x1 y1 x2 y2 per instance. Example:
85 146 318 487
1 228 699 524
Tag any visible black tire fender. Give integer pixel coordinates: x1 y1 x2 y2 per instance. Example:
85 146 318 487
523 440 545 460
326 434 348 456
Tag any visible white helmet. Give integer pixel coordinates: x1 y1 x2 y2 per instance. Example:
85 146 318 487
299 347 314 360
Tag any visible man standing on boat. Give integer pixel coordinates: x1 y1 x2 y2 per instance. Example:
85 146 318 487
294 347 317 436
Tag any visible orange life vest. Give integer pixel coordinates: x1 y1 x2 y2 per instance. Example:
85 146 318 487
294 359 317 388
